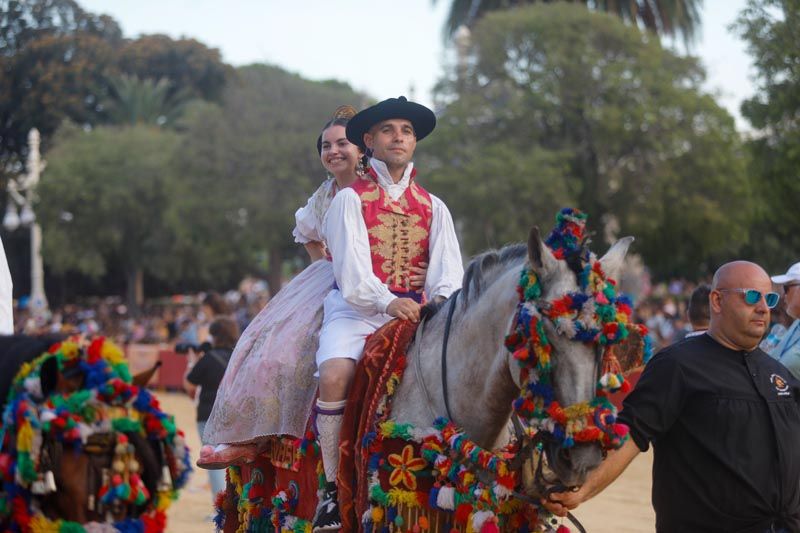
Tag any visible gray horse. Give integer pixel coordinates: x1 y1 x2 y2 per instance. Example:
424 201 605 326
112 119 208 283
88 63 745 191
391 227 634 490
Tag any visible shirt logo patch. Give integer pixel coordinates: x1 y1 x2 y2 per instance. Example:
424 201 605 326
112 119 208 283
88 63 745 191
770 373 791 396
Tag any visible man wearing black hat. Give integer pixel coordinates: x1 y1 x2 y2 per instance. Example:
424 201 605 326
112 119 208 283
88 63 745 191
311 97 463 532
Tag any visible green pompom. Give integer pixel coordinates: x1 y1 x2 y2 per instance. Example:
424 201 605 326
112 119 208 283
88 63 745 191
59 520 86 533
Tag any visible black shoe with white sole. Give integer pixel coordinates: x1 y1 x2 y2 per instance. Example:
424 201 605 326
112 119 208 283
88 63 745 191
312 483 341 532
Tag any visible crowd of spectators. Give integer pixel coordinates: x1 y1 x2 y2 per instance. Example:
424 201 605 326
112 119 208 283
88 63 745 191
11 277 270 346
10 273 791 354
632 278 710 351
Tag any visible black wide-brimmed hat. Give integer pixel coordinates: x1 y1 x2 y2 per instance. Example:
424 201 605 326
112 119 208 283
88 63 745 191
345 96 436 149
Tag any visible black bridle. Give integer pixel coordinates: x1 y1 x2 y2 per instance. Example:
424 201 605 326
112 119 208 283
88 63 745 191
440 288 461 422
438 288 588 533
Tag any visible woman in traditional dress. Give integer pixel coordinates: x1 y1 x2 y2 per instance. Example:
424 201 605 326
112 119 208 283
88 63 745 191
197 106 426 468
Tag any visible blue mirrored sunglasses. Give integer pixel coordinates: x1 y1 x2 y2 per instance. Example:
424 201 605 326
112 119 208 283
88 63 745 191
717 288 780 308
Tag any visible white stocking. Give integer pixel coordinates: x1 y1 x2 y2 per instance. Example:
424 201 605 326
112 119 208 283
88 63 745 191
315 399 347 484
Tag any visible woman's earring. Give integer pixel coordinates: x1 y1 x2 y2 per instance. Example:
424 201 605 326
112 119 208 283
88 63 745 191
356 157 366 176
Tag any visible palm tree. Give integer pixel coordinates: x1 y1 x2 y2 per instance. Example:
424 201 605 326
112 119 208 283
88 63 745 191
435 0 703 45
103 74 191 127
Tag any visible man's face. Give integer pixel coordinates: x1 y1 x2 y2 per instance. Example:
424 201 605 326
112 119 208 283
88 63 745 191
784 282 800 319
711 269 772 349
363 119 417 169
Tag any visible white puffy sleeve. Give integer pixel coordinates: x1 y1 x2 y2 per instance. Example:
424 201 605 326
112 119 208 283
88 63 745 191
323 189 396 315
292 180 330 244
425 194 464 300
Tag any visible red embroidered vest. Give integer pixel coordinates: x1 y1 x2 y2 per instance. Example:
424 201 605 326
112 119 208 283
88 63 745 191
350 168 433 294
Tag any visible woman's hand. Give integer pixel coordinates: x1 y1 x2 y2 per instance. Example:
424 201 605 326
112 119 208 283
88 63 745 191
304 241 327 262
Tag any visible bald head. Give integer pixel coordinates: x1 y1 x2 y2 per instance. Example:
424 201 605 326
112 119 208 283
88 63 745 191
709 260 772 351
712 261 771 291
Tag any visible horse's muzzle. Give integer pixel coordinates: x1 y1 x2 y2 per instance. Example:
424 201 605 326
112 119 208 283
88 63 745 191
545 441 602 488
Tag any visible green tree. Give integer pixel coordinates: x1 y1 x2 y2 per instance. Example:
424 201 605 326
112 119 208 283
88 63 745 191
104 74 192 127
435 0 703 44
0 0 122 56
426 3 750 277
36 125 184 311
176 65 364 291
734 0 800 272
0 6 231 180
116 34 233 102
0 29 119 178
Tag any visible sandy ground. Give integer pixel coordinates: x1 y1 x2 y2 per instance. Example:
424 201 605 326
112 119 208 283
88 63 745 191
158 392 655 533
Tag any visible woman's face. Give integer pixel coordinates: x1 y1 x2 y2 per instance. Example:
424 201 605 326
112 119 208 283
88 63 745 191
320 125 360 178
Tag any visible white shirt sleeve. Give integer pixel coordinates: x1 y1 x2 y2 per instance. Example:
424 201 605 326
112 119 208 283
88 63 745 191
323 189 396 315
425 194 464 300
0 236 13 334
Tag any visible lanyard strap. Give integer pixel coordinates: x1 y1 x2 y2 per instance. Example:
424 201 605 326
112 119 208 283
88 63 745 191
779 324 800 358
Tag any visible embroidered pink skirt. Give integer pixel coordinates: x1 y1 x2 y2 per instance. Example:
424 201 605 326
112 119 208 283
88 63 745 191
202 260 333 443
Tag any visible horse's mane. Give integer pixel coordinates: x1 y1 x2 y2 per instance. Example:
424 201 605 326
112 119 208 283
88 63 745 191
421 243 528 320
462 244 528 306
0 334 65 411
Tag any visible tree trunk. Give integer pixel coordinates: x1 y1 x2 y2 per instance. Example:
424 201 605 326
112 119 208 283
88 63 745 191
266 247 283 297
126 267 144 316
575 107 604 230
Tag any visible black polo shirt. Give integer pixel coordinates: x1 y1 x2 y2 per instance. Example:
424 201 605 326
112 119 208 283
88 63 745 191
619 333 800 533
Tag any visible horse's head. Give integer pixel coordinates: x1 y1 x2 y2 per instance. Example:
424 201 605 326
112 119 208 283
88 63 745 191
512 217 635 490
1 337 191 530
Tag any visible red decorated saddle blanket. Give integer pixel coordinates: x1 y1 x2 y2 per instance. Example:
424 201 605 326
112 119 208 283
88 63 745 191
338 319 419 530
219 318 418 532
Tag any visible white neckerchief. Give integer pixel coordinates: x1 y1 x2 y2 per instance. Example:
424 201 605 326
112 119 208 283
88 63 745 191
369 157 414 201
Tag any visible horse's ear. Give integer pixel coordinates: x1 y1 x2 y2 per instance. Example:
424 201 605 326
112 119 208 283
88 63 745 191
599 236 634 281
132 361 162 388
528 226 558 276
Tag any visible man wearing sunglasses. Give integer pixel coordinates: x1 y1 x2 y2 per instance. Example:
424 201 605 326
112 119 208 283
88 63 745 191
768 262 800 380
545 260 800 532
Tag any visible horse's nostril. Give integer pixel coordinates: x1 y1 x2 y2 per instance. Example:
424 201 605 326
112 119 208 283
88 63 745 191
558 447 572 464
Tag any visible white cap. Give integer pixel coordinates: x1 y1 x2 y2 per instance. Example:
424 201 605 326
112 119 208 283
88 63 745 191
771 262 800 284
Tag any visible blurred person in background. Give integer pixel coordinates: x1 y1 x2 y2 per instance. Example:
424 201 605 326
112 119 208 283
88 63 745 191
183 316 239 507
197 291 232 343
646 300 676 349
768 262 800 379
761 295 794 353
681 284 711 340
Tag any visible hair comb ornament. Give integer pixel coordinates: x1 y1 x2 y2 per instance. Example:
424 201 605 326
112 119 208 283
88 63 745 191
333 105 357 120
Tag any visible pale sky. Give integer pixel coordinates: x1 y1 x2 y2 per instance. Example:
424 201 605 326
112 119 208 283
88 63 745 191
80 0 757 130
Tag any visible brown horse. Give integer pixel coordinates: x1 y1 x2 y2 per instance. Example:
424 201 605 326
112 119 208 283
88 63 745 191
42 360 166 523
0 335 171 526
